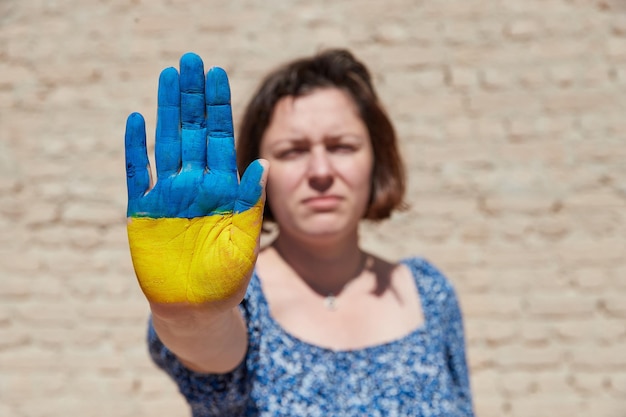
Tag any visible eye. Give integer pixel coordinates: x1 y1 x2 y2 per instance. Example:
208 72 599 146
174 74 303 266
277 147 308 160
327 143 357 153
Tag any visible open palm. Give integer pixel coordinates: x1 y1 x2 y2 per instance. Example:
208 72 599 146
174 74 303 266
125 53 266 306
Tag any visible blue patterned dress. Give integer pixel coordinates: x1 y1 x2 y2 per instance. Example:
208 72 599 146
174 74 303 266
148 257 475 416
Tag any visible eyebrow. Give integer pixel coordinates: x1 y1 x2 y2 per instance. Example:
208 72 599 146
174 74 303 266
272 132 365 144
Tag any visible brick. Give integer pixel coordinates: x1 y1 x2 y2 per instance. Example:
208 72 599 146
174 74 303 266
61 200 124 226
519 322 553 346
475 116 507 140
569 345 626 370
0 347 64 371
371 22 413 44
516 66 548 89
584 398 626 417
468 92 544 116
482 193 560 215
137 397 190 417
442 22 480 46
544 90 621 113
0 329 30 350
31 326 106 349
0 404 17 417
508 395 586 417
79 300 149 323
548 64 579 88
556 319 626 344
21 201 60 226
21 275 65 299
479 68 515 90
497 371 536 396
440 116 474 142
526 294 598 318
360 45 444 69
572 372 610 394
534 371 578 395
109 324 147 351
557 239 625 264
2 372 68 398
31 224 104 248
565 190 626 208
484 268 529 293
473 398 507 417
571 267 609 290
65 348 125 372
403 68 447 91
608 266 626 290
459 220 491 243
529 216 570 241
0 279 32 299
0 303 14 323
463 294 523 318
483 320 518 346
447 67 478 89
532 36 601 61
393 93 465 118
467 346 496 370
611 374 626 394
67 373 139 397
139 374 181 396
495 345 564 370
607 36 626 59
470 369 499 394
411 195 477 216
600 295 626 318
405 217 456 243
447 267 491 293
580 63 613 87
482 244 556 267
17 395 138 417
504 18 544 41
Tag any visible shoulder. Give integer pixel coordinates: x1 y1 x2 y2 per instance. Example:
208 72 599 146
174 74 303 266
401 257 454 287
400 257 460 306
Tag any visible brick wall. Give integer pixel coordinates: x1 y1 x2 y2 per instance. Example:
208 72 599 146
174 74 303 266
1 0 625 416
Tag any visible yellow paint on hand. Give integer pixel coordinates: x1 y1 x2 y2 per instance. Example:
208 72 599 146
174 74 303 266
127 203 263 304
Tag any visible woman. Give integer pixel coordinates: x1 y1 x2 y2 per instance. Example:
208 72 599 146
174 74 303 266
125 49 474 416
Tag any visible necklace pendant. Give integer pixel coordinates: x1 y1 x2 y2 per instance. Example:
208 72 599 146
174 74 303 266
325 294 337 310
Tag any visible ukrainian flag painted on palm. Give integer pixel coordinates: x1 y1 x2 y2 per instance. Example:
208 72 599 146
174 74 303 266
125 53 265 305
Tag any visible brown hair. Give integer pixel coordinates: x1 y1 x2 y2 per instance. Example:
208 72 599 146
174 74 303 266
237 48 406 223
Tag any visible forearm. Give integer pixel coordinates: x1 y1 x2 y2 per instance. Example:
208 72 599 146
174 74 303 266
150 304 248 374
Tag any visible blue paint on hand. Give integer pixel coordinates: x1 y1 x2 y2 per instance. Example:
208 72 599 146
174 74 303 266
125 53 264 219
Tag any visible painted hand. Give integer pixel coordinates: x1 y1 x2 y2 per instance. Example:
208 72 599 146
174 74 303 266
125 53 266 305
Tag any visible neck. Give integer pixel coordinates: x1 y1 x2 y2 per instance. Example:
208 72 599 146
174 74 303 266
272 230 367 296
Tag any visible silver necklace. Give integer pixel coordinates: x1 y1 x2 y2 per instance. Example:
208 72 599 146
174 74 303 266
321 253 369 311
324 293 337 310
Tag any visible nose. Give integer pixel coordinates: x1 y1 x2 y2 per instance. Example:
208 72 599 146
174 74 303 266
307 147 333 191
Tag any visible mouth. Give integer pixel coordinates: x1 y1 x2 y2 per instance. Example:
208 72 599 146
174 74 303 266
302 195 343 211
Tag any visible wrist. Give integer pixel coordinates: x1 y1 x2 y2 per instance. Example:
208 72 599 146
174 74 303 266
150 301 237 337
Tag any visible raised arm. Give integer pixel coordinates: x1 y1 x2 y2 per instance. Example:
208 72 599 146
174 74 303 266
125 53 267 373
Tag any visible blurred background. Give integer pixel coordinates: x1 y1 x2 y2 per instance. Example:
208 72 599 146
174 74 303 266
1 0 625 416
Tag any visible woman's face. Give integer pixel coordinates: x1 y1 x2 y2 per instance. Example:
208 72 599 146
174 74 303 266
259 88 374 242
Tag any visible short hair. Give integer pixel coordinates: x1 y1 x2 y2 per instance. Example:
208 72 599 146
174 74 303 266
236 48 406 224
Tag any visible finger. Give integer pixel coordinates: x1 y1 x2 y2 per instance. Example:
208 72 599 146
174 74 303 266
179 52 207 171
206 67 237 180
234 159 267 213
125 112 151 215
155 67 181 178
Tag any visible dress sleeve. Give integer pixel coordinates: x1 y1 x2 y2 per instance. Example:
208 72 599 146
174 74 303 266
421 259 475 416
146 306 252 416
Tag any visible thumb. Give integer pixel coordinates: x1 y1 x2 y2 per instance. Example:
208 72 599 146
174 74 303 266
234 159 268 213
